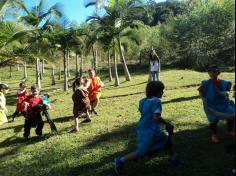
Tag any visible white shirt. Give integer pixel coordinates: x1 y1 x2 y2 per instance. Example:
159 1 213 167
0 92 6 110
150 61 159 72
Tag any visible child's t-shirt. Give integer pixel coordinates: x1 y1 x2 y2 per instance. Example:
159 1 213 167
24 95 43 118
198 79 232 110
137 97 162 133
16 89 29 112
0 92 6 110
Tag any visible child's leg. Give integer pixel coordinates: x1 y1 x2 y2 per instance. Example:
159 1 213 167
226 119 235 140
115 152 138 175
226 119 235 133
12 111 19 120
121 152 138 162
209 121 219 143
74 117 79 131
35 115 44 136
86 110 91 120
23 119 31 138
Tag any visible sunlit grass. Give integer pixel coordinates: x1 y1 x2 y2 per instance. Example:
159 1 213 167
0 65 235 176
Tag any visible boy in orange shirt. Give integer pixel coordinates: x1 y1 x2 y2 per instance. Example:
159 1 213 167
86 69 104 115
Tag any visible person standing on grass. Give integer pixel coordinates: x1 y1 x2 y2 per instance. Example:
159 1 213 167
198 65 235 144
0 83 9 125
11 81 29 121
115 81 181 176
86 69 104 115
22 84 44 139
71 77 92 133
149 47 160 81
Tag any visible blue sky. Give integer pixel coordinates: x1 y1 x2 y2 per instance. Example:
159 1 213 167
24 0 167 25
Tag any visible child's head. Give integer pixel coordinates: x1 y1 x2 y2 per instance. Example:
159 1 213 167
30 84 40 96
73 77 83 92
44 93 50 99
88 69 96 78
0 83 9 94
19 81 27 90
146 81 165 99
207 65 220 80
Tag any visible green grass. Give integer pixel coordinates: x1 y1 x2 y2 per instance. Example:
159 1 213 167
0 65 235 176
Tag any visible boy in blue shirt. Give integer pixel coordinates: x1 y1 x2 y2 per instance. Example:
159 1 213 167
115 81 180 176
198 65 235 143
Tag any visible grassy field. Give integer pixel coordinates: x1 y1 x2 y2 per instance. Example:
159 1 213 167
0 65 235 176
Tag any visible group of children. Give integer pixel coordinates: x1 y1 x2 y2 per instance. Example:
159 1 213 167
0 68 104 137
72 69 104 132
0 65 235 175
115 65 235 175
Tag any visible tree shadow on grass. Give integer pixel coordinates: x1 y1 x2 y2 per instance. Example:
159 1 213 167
67 124 234 176
0 122 234 176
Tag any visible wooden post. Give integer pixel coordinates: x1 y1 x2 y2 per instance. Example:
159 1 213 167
51 65 56 86
24 62 27 79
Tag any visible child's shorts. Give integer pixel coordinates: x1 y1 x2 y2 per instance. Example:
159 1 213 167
136 129 169 158
205 104 235 122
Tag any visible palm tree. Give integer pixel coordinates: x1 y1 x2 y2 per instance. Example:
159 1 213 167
86 0 145 81
17 0 62 86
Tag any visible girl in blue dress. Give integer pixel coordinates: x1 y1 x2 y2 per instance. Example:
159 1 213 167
198 66 235 143
115 81 180 176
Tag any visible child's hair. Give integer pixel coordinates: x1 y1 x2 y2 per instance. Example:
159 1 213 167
0 83 9 92
31 84 40 91
207 65 220 75
44 93 50 99
146 81 165 98
19 81 27 88
88 68 95 73
73 77 82 92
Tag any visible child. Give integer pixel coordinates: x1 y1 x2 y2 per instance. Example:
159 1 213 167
0 83 9 125
115 81 180 176
86 69 104 115
198 65 235 144
22 84 44 139
12 81 29 121
72 77 91 132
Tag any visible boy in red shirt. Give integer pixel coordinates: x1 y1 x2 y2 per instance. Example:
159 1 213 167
22 84 44 139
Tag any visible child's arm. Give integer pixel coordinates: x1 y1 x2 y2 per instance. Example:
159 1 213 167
154 113 174 134
198 85 207 106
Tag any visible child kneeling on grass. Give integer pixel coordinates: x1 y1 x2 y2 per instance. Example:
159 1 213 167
22 84 44 139
72 77 91 132
115 81 180 176
198 65 235 144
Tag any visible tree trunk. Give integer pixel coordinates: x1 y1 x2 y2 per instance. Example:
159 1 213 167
94 49 98 72
117 36 131 81
76 52 79 78
36 58 41 88
17 63 20 71
39 60 43 80
42 59 45 74
114 49 120 87
67 51 71 78
158 61 161 81
51 65 56 86
9 65 12 78
92 45 96 70
24 62 27 80
108 50 113 82
64 50 68 91
80 55 83 78
59 64 61 80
